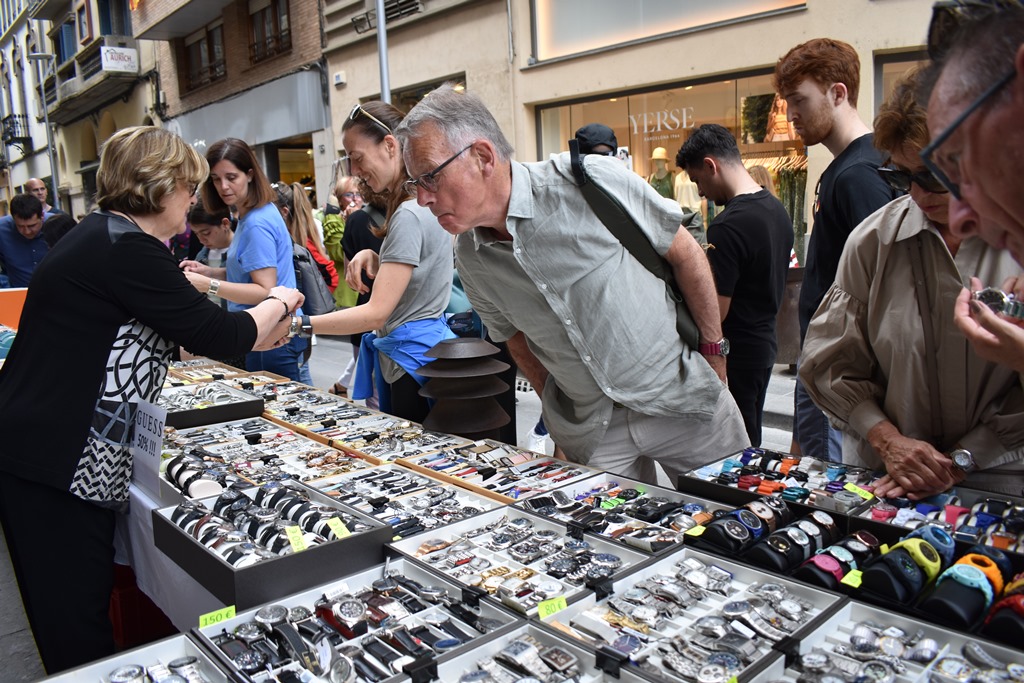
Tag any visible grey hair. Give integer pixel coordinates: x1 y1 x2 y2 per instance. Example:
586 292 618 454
928 8 1024 104
394 83 515 161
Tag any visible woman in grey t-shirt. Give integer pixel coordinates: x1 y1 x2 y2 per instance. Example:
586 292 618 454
290 101 453 421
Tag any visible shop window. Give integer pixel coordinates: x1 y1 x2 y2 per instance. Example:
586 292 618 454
248 0 291 65
184 22 226 91
537 71 809 262
874 51 928 114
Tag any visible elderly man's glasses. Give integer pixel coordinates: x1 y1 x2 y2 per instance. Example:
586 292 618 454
349 103 392 134
404 144 473 194
876 167 947 194
919 68 1015 201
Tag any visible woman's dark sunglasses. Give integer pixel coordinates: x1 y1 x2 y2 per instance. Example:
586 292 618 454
876 166 949 194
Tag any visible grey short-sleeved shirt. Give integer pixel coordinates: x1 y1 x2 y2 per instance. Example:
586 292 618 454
455 153 725 462
376 199 453 381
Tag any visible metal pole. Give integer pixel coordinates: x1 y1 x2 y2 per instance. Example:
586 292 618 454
375 0 391 104
32 56 60 213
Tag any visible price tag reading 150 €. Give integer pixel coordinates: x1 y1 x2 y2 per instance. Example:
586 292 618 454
285 525 308 553
199 605 236 629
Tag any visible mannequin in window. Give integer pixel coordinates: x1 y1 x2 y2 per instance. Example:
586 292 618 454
674 168 703 217
648 147 675 198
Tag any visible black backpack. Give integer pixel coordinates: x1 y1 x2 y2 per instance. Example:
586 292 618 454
292 242 335 316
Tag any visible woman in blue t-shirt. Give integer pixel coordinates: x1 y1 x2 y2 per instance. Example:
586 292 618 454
181 138 312 383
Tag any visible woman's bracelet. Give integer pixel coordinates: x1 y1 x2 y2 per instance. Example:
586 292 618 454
263 295 291 322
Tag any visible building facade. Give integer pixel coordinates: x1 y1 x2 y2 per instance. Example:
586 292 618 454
322 0 933 250
133 0 332 205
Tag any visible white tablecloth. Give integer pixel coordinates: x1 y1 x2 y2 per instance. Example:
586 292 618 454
115 484 224 631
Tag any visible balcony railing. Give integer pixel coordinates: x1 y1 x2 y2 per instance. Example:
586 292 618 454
187 59 227 91
1 114 32 149
249 29 292 64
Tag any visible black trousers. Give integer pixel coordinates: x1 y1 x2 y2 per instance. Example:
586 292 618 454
726 365 773 448
0 473 116 674
390 371 431 423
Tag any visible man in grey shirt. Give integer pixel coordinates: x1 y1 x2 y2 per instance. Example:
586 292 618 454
394 86 748 482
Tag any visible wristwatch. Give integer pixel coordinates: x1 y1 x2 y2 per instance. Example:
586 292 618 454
889 539 942 583
800 553 845 584
698 338 730 356
950 448 977 473
495 639 550 678
937 564 995 608
208 278 221 296
288 314 314 339
955 553 1005 595
974 287 1024 319
907 524 956 568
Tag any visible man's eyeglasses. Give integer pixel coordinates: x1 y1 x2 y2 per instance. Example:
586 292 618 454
876 166 948 195
404 144 473 194
341 192 362 199
919 68 1015 201
349 103 392 134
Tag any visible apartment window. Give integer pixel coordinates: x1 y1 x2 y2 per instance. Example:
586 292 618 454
76 1 93 44
185 22 225 91
249 0 290 64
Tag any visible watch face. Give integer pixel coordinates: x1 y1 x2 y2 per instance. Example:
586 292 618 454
722 519 751 541
800 651 831 673
953 451 974 469
828 546 855 564
735 509 762 529
768 535 793 554
255 603 289 627
976 287 1010 313
336 599 366 620
811 510 835 528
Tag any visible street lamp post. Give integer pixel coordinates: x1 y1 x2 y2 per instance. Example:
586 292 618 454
27 52 60 213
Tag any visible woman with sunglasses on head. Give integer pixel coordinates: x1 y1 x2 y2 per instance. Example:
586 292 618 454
280 102 454 421
180 138 313 383
799 68 1024 499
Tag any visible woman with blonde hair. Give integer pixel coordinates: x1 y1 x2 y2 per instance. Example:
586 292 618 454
273 181 339 292
748 164 777 197
0 126 300 673
280 102 454 421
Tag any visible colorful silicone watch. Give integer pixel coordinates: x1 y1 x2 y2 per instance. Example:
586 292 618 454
937 564 995 608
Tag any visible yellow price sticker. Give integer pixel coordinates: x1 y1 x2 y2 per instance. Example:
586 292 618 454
537 596 568 619
285 525 308 553
327 517 351 539
684 524 706 537
841 569 863 588
199 605 236 629
727 678 739 683
843 482 874 500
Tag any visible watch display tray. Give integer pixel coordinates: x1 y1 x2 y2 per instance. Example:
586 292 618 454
158 381 266 429
153 483 392 610
168 359 248 383
849 486 1024 558
193 557 523 683
435 621 653 683
311 464 503 540
535 545 843 683
388 507 650 616
214 371 291 391
159 417 375 501
514 472 732 555
680 449 878 517
42 633 228 682
398 450 599 504
751 599 1024 683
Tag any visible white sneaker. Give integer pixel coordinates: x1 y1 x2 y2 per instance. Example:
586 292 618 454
525 428 551 455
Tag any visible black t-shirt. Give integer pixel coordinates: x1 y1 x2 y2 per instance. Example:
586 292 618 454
0 212 257 502
798 134 895 337
340 209 384 307
707 189 794 368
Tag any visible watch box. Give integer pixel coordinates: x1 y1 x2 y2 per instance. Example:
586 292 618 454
158 381 265 429
310 464 501 540
168 359 248 383
41 634 228 682
512 472 730 555
388 507 650 616
534 545 836 683
152 483 393 610
757 598 1024 683
435 621 652 682
193 557 524 683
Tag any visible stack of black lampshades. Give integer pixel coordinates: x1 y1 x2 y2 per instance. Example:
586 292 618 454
418 338 510 440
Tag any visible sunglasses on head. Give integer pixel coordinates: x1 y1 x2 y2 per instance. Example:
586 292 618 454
348 103 392 134
876 166 948 195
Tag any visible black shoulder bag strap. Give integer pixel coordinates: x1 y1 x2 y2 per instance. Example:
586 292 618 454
906 233 945 445
568 139 700 350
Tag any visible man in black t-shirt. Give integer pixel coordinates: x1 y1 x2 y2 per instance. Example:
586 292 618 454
774 38 896 461
678 125 794 446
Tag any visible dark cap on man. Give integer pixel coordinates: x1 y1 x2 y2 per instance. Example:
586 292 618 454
574 123 618 154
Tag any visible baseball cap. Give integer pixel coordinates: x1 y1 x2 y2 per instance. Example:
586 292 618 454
574 123 618 154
